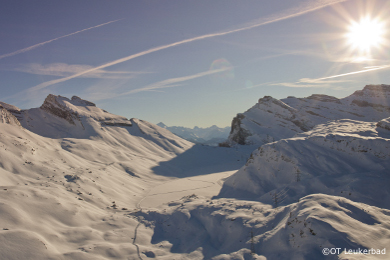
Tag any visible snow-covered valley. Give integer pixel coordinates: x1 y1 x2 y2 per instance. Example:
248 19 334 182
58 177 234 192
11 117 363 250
1 86 390 259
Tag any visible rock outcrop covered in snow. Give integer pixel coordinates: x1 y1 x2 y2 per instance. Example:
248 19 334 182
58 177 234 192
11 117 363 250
223 84 390 146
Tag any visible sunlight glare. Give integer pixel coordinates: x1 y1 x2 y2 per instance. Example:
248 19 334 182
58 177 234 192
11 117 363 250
347 17 385 52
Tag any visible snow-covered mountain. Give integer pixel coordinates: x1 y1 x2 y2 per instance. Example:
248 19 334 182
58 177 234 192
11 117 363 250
223 84 390 146
218 118 390 207
0 94 249 259
157 122 230 146
1 91 390 259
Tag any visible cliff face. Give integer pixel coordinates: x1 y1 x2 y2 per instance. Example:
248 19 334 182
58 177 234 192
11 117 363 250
224 85 390 146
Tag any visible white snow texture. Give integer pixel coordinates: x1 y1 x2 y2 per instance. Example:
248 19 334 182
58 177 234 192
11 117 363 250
0 85 389 260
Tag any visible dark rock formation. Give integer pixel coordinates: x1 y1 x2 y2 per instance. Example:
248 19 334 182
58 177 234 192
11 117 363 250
40 94 78 125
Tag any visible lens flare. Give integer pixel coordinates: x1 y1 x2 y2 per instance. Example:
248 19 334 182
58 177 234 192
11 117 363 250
346 17 385 52
209 58 234 81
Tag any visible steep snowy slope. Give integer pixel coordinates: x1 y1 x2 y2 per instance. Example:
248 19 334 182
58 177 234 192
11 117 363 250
224 84 390 146
218 118 390 209
10 94 192 156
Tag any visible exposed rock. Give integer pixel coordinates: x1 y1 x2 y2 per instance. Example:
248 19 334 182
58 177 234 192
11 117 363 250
40 94 77 125
71 96 96 107
100 119 133 127
229 114 251 145
306 94 341 104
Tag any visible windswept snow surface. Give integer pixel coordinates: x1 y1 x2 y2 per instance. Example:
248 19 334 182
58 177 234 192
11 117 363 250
1 93 390 259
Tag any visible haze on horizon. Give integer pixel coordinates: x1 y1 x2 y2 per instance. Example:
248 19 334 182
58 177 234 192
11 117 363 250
1 0 389 128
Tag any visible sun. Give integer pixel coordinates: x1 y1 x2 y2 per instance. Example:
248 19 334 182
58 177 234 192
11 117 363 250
346 17 385 52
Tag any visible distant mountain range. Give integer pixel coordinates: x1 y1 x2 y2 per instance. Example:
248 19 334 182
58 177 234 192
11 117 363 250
157 122 230 146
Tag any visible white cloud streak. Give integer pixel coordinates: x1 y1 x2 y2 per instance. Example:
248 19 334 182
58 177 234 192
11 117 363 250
14 63 149 79
273 64 390 88
311 64 390 81
88 67 229 101
0 19 121 60
23 0 348 94
121 68 228 96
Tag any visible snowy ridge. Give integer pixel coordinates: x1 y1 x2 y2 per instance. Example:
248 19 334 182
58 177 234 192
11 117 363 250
218 118 390 208
224 84 390 146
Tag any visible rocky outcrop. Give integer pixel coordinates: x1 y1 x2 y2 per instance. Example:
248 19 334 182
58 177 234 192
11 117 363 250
100 119 133 127
71 96 96 107
40 94 78 125
306 94 341 103
228 114 251 145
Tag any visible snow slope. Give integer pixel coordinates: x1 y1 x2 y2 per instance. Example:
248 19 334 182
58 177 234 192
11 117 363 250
135 194 390 259
218 118 390 208
224 84 390 146
1 93 390 259
0 95 252 260
135 118 390 259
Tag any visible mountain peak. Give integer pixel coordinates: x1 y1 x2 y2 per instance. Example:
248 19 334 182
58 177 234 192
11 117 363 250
306 94 341 103
350 84 390 98
40 94 77 125
42 94 95 109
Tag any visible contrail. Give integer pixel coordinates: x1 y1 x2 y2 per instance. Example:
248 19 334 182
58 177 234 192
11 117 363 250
313 64 390 81
24 0 348 93
120 68 228 96
0 19 121 60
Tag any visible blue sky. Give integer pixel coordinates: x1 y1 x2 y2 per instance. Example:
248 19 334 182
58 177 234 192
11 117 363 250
1 0 389 127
